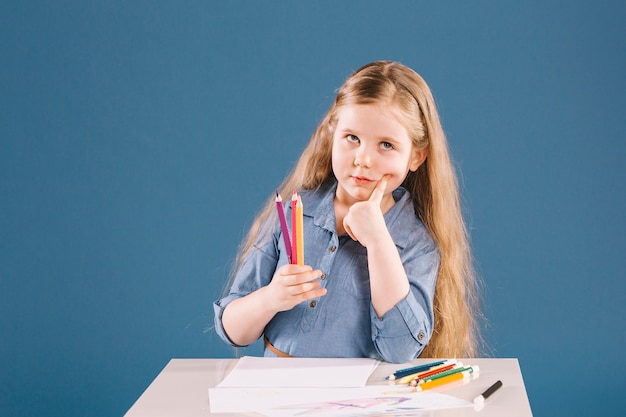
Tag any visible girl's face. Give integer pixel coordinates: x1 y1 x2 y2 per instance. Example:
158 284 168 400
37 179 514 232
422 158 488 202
332 103 426 209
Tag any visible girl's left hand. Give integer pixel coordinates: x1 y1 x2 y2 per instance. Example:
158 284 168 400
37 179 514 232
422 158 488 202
343 175 390 247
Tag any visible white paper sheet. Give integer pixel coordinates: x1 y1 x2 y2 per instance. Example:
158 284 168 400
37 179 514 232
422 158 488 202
209 385 472 416
216 356 380 388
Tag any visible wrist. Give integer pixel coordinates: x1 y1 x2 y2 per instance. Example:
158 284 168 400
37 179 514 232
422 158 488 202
365 229 394 251
256 285 282 317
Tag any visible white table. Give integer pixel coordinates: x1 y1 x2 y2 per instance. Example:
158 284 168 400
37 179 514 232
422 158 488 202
125 358 533 416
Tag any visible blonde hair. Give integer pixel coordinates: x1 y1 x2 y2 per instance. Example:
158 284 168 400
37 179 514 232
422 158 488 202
229 61 483 358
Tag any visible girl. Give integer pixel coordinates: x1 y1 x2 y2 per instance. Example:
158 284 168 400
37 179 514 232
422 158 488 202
213 61 481 363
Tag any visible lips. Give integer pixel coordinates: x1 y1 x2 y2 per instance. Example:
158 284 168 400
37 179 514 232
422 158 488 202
351 176 373 186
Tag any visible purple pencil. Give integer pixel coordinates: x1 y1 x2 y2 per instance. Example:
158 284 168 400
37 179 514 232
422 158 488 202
275 191 292 263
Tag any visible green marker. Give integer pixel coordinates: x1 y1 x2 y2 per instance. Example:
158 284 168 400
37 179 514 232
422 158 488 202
418 365 479 385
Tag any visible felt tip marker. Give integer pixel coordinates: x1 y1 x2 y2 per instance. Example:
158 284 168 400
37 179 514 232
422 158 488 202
414 367 477 392
412 363 468 386
473 380 503 405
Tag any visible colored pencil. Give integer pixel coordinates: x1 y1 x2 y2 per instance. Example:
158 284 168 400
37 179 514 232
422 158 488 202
275 191 292 263
386 359 453 380
291 190 298 265
296 195 304 265
401 362 463 385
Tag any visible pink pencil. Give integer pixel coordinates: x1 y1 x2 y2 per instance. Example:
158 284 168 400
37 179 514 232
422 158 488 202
296 196 304 265
275 191 292 263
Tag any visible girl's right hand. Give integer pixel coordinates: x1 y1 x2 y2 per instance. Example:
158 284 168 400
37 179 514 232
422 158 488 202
266 264 327 312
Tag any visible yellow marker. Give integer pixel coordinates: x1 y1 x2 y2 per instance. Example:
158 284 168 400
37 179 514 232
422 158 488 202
414 370 472 392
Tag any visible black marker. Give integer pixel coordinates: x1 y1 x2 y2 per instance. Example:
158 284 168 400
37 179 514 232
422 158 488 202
473 380 503 405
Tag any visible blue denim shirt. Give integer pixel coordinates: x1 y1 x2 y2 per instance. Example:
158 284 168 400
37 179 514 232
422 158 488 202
213 180 439 363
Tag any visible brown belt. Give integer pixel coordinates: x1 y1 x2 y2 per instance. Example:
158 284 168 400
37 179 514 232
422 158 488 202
263 335 293 358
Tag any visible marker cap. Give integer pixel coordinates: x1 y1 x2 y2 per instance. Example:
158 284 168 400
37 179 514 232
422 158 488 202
473 395 485 405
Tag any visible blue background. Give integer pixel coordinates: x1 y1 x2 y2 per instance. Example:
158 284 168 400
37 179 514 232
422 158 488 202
1 1 625 416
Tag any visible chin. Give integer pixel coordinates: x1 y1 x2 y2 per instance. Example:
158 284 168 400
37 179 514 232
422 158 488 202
347 187 372 201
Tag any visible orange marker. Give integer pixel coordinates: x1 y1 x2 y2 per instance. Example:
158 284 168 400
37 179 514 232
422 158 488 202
413 368 475 392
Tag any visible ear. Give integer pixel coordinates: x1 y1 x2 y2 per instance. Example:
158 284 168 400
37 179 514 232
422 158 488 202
409 147 428 172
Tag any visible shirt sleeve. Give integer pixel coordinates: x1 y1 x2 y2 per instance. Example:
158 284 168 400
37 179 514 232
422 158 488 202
213 226 281 347
370 241 440 363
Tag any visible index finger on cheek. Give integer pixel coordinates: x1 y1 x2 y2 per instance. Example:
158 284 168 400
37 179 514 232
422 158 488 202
369 174 390 203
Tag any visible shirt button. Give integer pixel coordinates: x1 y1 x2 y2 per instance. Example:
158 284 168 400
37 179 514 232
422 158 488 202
320 273 326 280
309 300 317 308
417 332 425 341
329 245 337 253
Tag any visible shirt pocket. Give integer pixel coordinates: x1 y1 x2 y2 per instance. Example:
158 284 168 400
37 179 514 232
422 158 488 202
337 252 371 300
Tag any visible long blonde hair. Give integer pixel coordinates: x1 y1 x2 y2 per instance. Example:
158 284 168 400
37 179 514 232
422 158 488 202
230 61 482 358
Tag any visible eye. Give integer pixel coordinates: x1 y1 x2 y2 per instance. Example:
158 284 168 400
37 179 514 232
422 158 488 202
380 141 394 151
346 134 360 143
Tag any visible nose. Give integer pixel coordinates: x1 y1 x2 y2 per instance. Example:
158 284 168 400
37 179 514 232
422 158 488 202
354 146 372 168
